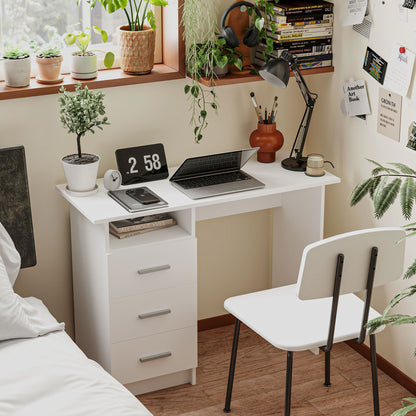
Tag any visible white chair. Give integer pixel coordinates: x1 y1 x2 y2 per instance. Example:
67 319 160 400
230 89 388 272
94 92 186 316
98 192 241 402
223 228 406 416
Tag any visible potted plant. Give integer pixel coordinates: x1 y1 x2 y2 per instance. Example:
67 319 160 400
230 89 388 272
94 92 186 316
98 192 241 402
351 160 416 416
35 45 63 84
86 0 168 74
1 46 31 87
64 26 115 79
59 82 110 193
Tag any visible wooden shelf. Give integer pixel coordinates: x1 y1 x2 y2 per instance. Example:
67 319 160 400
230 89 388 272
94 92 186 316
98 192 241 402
198 66 334 87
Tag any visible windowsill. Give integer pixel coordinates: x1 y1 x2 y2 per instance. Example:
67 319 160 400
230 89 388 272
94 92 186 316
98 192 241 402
0 64 185 100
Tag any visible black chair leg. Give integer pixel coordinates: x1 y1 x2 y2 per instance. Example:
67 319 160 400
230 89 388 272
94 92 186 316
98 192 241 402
324 350 331 386
224 319 241 413
370 334 380 416
285 351 293 416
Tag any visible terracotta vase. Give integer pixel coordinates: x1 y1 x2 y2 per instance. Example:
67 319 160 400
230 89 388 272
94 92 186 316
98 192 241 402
119 25 155 74
249 123 284 163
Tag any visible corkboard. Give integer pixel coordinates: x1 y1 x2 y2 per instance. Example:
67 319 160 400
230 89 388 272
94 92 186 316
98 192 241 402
0 146 36 268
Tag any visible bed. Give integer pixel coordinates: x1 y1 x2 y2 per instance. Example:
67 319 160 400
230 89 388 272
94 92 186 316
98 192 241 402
0 146 152 416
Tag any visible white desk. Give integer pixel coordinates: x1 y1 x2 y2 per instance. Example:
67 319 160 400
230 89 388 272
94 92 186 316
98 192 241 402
57 157 339 395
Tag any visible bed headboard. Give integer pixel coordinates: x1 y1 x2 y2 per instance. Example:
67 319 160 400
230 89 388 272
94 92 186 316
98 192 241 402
0 146 36 268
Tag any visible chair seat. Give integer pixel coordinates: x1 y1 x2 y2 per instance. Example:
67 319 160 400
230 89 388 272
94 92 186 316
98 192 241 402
224 284 383 352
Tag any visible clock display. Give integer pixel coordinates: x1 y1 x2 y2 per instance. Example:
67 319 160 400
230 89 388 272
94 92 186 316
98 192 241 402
115 143 169 185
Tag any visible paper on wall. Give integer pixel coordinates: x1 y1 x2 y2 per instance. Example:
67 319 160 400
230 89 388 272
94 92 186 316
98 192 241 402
342 80 371 116
377 88 402 142
384 43 415 97
343 0 368 26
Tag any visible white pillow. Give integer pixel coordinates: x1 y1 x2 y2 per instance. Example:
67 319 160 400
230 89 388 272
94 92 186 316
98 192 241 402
0 222 21 286
0 255 64 341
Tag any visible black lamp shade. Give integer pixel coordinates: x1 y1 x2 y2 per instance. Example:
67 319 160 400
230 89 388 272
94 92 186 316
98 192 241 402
259 58 290 88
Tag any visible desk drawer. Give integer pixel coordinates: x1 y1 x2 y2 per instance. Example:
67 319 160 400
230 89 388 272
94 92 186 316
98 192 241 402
110 284 197 342
111 326 197 385
108 238 196 298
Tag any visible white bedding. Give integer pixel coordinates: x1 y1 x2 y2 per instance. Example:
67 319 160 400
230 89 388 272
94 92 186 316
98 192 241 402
0 299 152 416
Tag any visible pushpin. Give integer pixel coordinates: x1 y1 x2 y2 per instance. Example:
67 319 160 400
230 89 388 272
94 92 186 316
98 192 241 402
399 46 407 62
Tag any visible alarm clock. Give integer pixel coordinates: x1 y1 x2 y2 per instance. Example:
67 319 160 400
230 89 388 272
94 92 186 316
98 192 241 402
103 169 122 191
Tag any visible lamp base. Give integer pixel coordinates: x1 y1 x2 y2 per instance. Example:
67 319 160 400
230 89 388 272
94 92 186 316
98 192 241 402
281 157 307 171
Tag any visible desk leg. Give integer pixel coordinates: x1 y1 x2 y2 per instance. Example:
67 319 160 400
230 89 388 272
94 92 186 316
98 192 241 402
272 186 325 287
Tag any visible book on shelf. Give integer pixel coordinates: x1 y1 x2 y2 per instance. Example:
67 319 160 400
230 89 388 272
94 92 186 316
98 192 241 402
255 51 332 65
273 31 332 41
109 213 176 233
257 41 332 59
260 36 332 51
273 20 333 29
269 12 333 23
109 221 177 239
271 24 333 35
272 0 333 16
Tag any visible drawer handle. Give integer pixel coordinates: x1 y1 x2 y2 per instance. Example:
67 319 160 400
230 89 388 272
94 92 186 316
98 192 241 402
138 308 172 320
139 351 172 363
137 264 171 275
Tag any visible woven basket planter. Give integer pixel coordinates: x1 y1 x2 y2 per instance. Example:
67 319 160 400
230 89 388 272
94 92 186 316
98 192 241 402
119 25 155 74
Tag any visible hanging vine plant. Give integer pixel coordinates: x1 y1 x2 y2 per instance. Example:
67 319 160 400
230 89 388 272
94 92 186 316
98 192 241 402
182 0 276 143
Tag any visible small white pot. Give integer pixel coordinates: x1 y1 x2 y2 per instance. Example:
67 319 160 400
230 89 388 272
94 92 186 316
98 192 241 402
62 153 100 192
3 56 31 87
71 53 97 80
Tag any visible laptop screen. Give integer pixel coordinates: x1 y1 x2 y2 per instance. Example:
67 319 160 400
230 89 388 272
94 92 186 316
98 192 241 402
170 148 258 181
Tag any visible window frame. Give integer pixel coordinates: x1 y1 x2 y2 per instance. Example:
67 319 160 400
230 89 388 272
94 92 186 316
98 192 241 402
0 0 185 101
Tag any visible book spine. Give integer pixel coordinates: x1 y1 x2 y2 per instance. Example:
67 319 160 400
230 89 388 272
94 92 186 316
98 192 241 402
256 50 332 63
273 5 333 16
275 18 333 27
110 218 176 233
274 30 333 40
266 11 333 23
275 25 333 34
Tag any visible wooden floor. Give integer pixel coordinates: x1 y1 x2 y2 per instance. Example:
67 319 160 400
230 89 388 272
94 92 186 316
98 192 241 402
138 324 411 416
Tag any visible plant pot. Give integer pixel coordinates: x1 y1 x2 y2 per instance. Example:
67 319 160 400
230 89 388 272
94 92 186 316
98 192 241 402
119 25 155 74
36 56 63 83
249 123 284 163
62 153 100 192
71 53 97 80
213 64 229 78
3 56 31 87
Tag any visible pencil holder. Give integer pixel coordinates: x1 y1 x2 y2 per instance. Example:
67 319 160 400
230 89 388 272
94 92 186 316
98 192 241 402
249 123 284 163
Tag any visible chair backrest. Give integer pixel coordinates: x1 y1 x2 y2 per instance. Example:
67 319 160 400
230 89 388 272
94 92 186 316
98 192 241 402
296 228 405 301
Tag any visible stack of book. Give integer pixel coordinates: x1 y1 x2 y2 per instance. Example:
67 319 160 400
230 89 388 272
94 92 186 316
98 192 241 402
109 213 177 239
255 0 334 70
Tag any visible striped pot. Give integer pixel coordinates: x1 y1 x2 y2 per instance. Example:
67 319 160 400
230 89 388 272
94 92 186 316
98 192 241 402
119 25 155 75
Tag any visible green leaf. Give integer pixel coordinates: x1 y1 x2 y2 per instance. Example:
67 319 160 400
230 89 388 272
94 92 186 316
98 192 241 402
234 58 243 71
373 177 399 218
150 0 168 6
211 102 217 110
184 85 190 94
191 85 199 98
404 259 416 279
78 32 91 47
389 163 416 175
255 17 265 31
200 110 207 118
350 177 374 206
401 177 416 220
104 52 115 68
369 176 380 199
216 55 228 68
64 33 76 46
147 10 156 30
391 399 416 416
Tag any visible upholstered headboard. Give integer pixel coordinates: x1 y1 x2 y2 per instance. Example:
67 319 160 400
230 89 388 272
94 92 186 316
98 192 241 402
0 146 36 268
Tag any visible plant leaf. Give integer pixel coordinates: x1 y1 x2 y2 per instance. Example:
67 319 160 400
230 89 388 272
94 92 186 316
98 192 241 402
104 52 115 68
374 178 401 219
401 177 416 220
350 177 375 206
389 163 416 175
404 259 416 279
391 399 416 416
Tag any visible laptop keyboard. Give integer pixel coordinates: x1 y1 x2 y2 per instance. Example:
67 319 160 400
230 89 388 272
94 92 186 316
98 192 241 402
176 171 250 189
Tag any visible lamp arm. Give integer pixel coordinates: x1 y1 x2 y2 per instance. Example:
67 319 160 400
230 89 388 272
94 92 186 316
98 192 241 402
291 64 317 107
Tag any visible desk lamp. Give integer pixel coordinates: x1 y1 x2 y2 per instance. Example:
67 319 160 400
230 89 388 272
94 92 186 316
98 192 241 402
259 51 318 171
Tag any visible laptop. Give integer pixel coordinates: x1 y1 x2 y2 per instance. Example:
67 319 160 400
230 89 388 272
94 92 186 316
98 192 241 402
169 148 265 200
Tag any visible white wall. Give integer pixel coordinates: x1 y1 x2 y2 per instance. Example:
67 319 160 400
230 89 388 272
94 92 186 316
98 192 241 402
312 0 416 381
1 0 416 384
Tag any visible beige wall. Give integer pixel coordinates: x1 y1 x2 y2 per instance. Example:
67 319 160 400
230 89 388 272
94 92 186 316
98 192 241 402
1 0 416 384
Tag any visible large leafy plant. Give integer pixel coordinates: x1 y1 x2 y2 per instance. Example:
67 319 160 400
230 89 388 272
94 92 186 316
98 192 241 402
84 0 168 31
351 160 416 416
58 82 110 159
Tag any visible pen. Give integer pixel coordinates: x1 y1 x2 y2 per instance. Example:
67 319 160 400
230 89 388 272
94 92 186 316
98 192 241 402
250 92 263 124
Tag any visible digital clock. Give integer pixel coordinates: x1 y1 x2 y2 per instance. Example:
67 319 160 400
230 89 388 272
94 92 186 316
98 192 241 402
115 143 169 185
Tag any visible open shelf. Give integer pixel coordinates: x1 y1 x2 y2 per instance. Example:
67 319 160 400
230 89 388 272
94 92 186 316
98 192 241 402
197 66 334 87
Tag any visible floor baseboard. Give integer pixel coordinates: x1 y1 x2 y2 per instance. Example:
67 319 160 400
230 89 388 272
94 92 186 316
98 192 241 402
198 313 416 396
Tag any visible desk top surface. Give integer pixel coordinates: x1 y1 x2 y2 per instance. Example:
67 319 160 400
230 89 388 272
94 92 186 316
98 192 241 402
57 157 340 225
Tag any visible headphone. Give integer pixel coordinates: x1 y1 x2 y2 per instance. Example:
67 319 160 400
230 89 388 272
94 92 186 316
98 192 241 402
221 1 262 49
